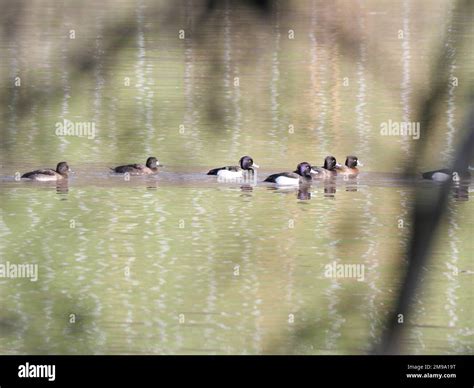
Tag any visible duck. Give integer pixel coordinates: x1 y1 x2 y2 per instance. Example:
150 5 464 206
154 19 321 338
207 156 259 179
336 155 362 175
21 161 71 181
264 162 316 185
111 157 160 175
422 168 471 182
312 156 340 178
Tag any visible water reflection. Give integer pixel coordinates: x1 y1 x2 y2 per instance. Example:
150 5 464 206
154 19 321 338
270 3 280 136
0 172 472 354
56 181 69 195
322 179 337 198
441 1 457 164
399 0 412 156
240 185 254 193
309 2 328 151
59 20 71 154
343 176 359 192
355 6 370 155
266 186 312 201
297 188 311 200
88 14 103 157
452 183 469 201
224 4 242 155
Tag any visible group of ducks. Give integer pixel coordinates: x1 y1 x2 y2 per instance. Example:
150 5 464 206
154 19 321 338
19 154 469 183
19 155 362 185
20 157 160 182
208 155 361 185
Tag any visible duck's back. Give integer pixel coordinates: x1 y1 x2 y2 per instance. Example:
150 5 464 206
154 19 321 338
422 169 451 181
113 164 145 174
422 168 471 181
312 167 335 178
21 169 59 181
207 165 240 175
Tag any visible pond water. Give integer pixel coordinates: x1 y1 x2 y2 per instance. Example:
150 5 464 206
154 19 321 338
0 0 473 354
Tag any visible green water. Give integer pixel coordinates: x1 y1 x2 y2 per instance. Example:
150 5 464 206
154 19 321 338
0 0 473 354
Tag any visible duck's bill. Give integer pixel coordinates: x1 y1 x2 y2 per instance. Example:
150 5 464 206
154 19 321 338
252 164 260 169
356 161 363 167
310 168 318 174
335 163 343 168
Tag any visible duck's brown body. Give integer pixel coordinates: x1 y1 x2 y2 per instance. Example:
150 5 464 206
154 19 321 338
112 164 157 175
111 157 160 175
336 156 362 176
311 156 339 179
21 162 70 181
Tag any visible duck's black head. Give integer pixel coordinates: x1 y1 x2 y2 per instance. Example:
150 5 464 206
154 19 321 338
323 155 338 170
146 157 159 169
240 156 259 171
295 162 314 178
56 162 70 176
345 156 361 168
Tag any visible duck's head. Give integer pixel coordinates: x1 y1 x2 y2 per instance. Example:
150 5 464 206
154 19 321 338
296 162 317 178
56 162 71 176
146 157 160 169
240 156 259 171
323 155 338 170
345 155 363 168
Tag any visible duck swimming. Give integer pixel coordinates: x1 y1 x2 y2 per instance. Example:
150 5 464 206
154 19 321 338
312 156 340 178
336 156 362 175
264 162 316 185
111 157 160 175
21 162 71 181
422 168 471 182
207 156 259 179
